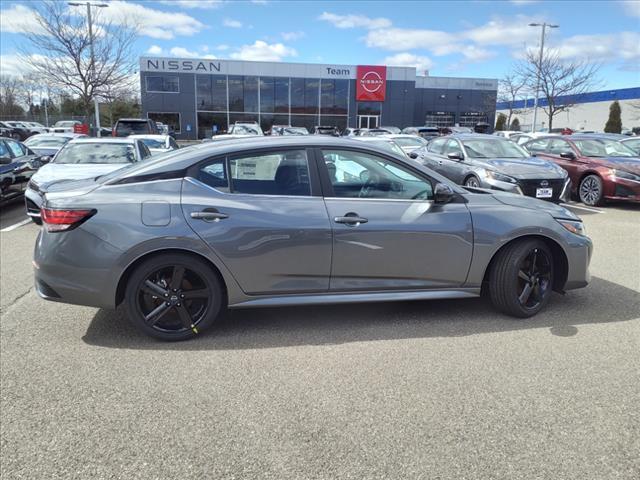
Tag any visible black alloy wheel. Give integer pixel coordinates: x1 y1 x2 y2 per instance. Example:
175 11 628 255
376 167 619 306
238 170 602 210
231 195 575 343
124 253 223 340
579 174 603 206
489 239 554 318
464 176 480 188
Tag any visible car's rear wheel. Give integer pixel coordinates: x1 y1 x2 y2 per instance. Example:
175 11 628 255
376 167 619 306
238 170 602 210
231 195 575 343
124 253 223 341
489 239 554 318
579 174 603 206
464 176 480 188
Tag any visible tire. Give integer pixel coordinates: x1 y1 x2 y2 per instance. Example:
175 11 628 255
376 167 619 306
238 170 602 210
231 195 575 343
464 176 480 188
578 174 603 206
123 253 224 341
488 239 554 318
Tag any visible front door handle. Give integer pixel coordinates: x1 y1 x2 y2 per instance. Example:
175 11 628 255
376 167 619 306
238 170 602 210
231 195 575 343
334 213 368 226
190 209 229 221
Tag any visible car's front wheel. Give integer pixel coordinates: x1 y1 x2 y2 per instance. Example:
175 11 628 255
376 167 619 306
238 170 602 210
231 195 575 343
124 253 224 341
579 174 603 206
464 176 480 188
488 239 554 318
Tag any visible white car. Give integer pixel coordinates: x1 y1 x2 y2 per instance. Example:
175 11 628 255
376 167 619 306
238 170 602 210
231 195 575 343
380 134 428 154
511 132 559 146
50 120 82 134
25 137 152 223
211 122 263 141
129 134 179 155
493 130 522 139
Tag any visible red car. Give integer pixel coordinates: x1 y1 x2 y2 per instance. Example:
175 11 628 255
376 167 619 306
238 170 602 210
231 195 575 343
524 135 640 206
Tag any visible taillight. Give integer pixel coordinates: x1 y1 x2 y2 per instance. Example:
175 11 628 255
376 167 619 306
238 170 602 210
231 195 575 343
41 208 95 232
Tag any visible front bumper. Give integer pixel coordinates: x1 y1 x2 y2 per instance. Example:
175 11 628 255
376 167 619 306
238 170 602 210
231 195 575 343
563 233 593 291
604 177 640 203
25 186 43 218
481 176 571 203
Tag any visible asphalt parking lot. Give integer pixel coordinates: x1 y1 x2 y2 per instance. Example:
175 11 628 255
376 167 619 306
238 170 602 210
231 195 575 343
1 201 639 479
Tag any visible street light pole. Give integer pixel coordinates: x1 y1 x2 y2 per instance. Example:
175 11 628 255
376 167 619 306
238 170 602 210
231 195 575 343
529 22 559 133
68 2 108 136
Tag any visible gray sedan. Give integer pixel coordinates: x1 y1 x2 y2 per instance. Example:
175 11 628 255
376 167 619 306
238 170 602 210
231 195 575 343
412 135 571 203
33 136 591 341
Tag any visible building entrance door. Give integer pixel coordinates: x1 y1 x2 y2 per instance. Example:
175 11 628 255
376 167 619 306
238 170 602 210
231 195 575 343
358 115 379 129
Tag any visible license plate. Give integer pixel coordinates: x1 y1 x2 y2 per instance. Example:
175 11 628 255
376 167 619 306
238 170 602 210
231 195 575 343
536 188 553 198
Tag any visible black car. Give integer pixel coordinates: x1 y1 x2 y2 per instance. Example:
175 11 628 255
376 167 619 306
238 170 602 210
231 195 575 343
0 138 42 202
313 125 340 136
0 121 30 141
113 118 159 137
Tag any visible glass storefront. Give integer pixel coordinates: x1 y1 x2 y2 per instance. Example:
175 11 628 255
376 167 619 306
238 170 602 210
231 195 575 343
194 74 350 138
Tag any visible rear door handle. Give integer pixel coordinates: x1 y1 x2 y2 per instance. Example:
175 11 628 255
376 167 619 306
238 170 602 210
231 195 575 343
334 214 368 226
190 210 229 221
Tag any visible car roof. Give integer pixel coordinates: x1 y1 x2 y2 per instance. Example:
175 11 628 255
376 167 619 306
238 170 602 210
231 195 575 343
565 133 626 140
129 134 169 140
29 132 84 139
384 134 425 139
447 133 502 140
68 137 137 144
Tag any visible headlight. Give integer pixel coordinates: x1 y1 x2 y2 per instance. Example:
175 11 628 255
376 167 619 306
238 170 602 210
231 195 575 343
557 219 587 236
486 170 517 184
612 169 640 182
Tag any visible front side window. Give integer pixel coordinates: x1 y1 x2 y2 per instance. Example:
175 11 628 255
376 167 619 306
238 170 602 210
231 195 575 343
547 139 572 155
6 140 24 157
198 158 229 192
445 139 463 156
146 75 179 93
322 149 433 200
230 150 310 196
573 139 636 157
54 143 136 164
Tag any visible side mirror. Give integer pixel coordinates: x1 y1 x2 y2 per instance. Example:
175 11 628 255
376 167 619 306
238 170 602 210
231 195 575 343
0 157 11 165
39 155 51 164
560 151 576 160
447 152 464 161
408 151 418 159
28 159 43 170
434 183 455 204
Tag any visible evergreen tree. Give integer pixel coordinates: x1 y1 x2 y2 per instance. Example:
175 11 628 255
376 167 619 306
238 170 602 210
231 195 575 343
604 101 622 133
495 113 507 131
510 117 521 131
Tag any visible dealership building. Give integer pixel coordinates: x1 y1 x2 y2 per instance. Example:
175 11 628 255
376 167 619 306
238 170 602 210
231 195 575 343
139 57 498 140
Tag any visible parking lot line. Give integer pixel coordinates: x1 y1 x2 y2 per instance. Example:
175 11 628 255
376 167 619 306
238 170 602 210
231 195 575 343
0 218 32 232
560 203 605 214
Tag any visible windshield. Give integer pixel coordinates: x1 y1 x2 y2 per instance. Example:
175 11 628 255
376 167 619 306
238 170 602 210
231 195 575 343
393 136 426 148
54 143 136 164
140 138 166 149
573 139 636 157
230 125 260 135
282 127 308 135
462 139 529 158
25 136 70 148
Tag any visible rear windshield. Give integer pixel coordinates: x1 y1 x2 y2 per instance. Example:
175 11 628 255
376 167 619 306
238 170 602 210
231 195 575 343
140 138 166 149
54 121 77 128
116 121 150 135
25 136 70 148
54 143 136 164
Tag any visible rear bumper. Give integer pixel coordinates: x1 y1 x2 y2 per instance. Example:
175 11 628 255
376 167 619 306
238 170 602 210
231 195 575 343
33 227 122 309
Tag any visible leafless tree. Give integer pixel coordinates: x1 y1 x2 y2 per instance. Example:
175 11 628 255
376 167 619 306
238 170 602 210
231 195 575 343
18 1 138 120
498 73 527 127
516 48 601 130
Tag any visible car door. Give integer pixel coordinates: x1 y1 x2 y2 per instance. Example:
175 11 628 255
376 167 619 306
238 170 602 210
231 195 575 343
318 148 473 291
182 147 333 295
439 139 469 184
418 137 447 172
4 139 38 188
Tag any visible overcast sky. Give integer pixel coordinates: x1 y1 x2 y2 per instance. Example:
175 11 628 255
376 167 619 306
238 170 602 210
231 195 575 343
1 0 639 90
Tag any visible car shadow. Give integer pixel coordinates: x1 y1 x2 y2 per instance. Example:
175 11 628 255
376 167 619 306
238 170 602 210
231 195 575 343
82 276 639 351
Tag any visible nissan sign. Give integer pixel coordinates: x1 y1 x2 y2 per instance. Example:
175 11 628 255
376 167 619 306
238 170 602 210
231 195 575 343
356 65 386 102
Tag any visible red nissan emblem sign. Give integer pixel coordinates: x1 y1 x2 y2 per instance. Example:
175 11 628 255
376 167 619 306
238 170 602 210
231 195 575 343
356 65 386 102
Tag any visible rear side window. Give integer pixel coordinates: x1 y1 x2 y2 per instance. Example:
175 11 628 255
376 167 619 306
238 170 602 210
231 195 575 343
525 139 549 152
0 142 9 158
428 138 447 154
229 150 310 196
6 140 25 157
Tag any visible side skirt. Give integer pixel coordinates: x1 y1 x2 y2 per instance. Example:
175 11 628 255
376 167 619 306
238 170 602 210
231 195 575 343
229 288 481 309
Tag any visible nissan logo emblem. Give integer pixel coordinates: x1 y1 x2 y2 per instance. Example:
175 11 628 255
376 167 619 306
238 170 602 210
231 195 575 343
540 180 549 187
360 71 383 93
